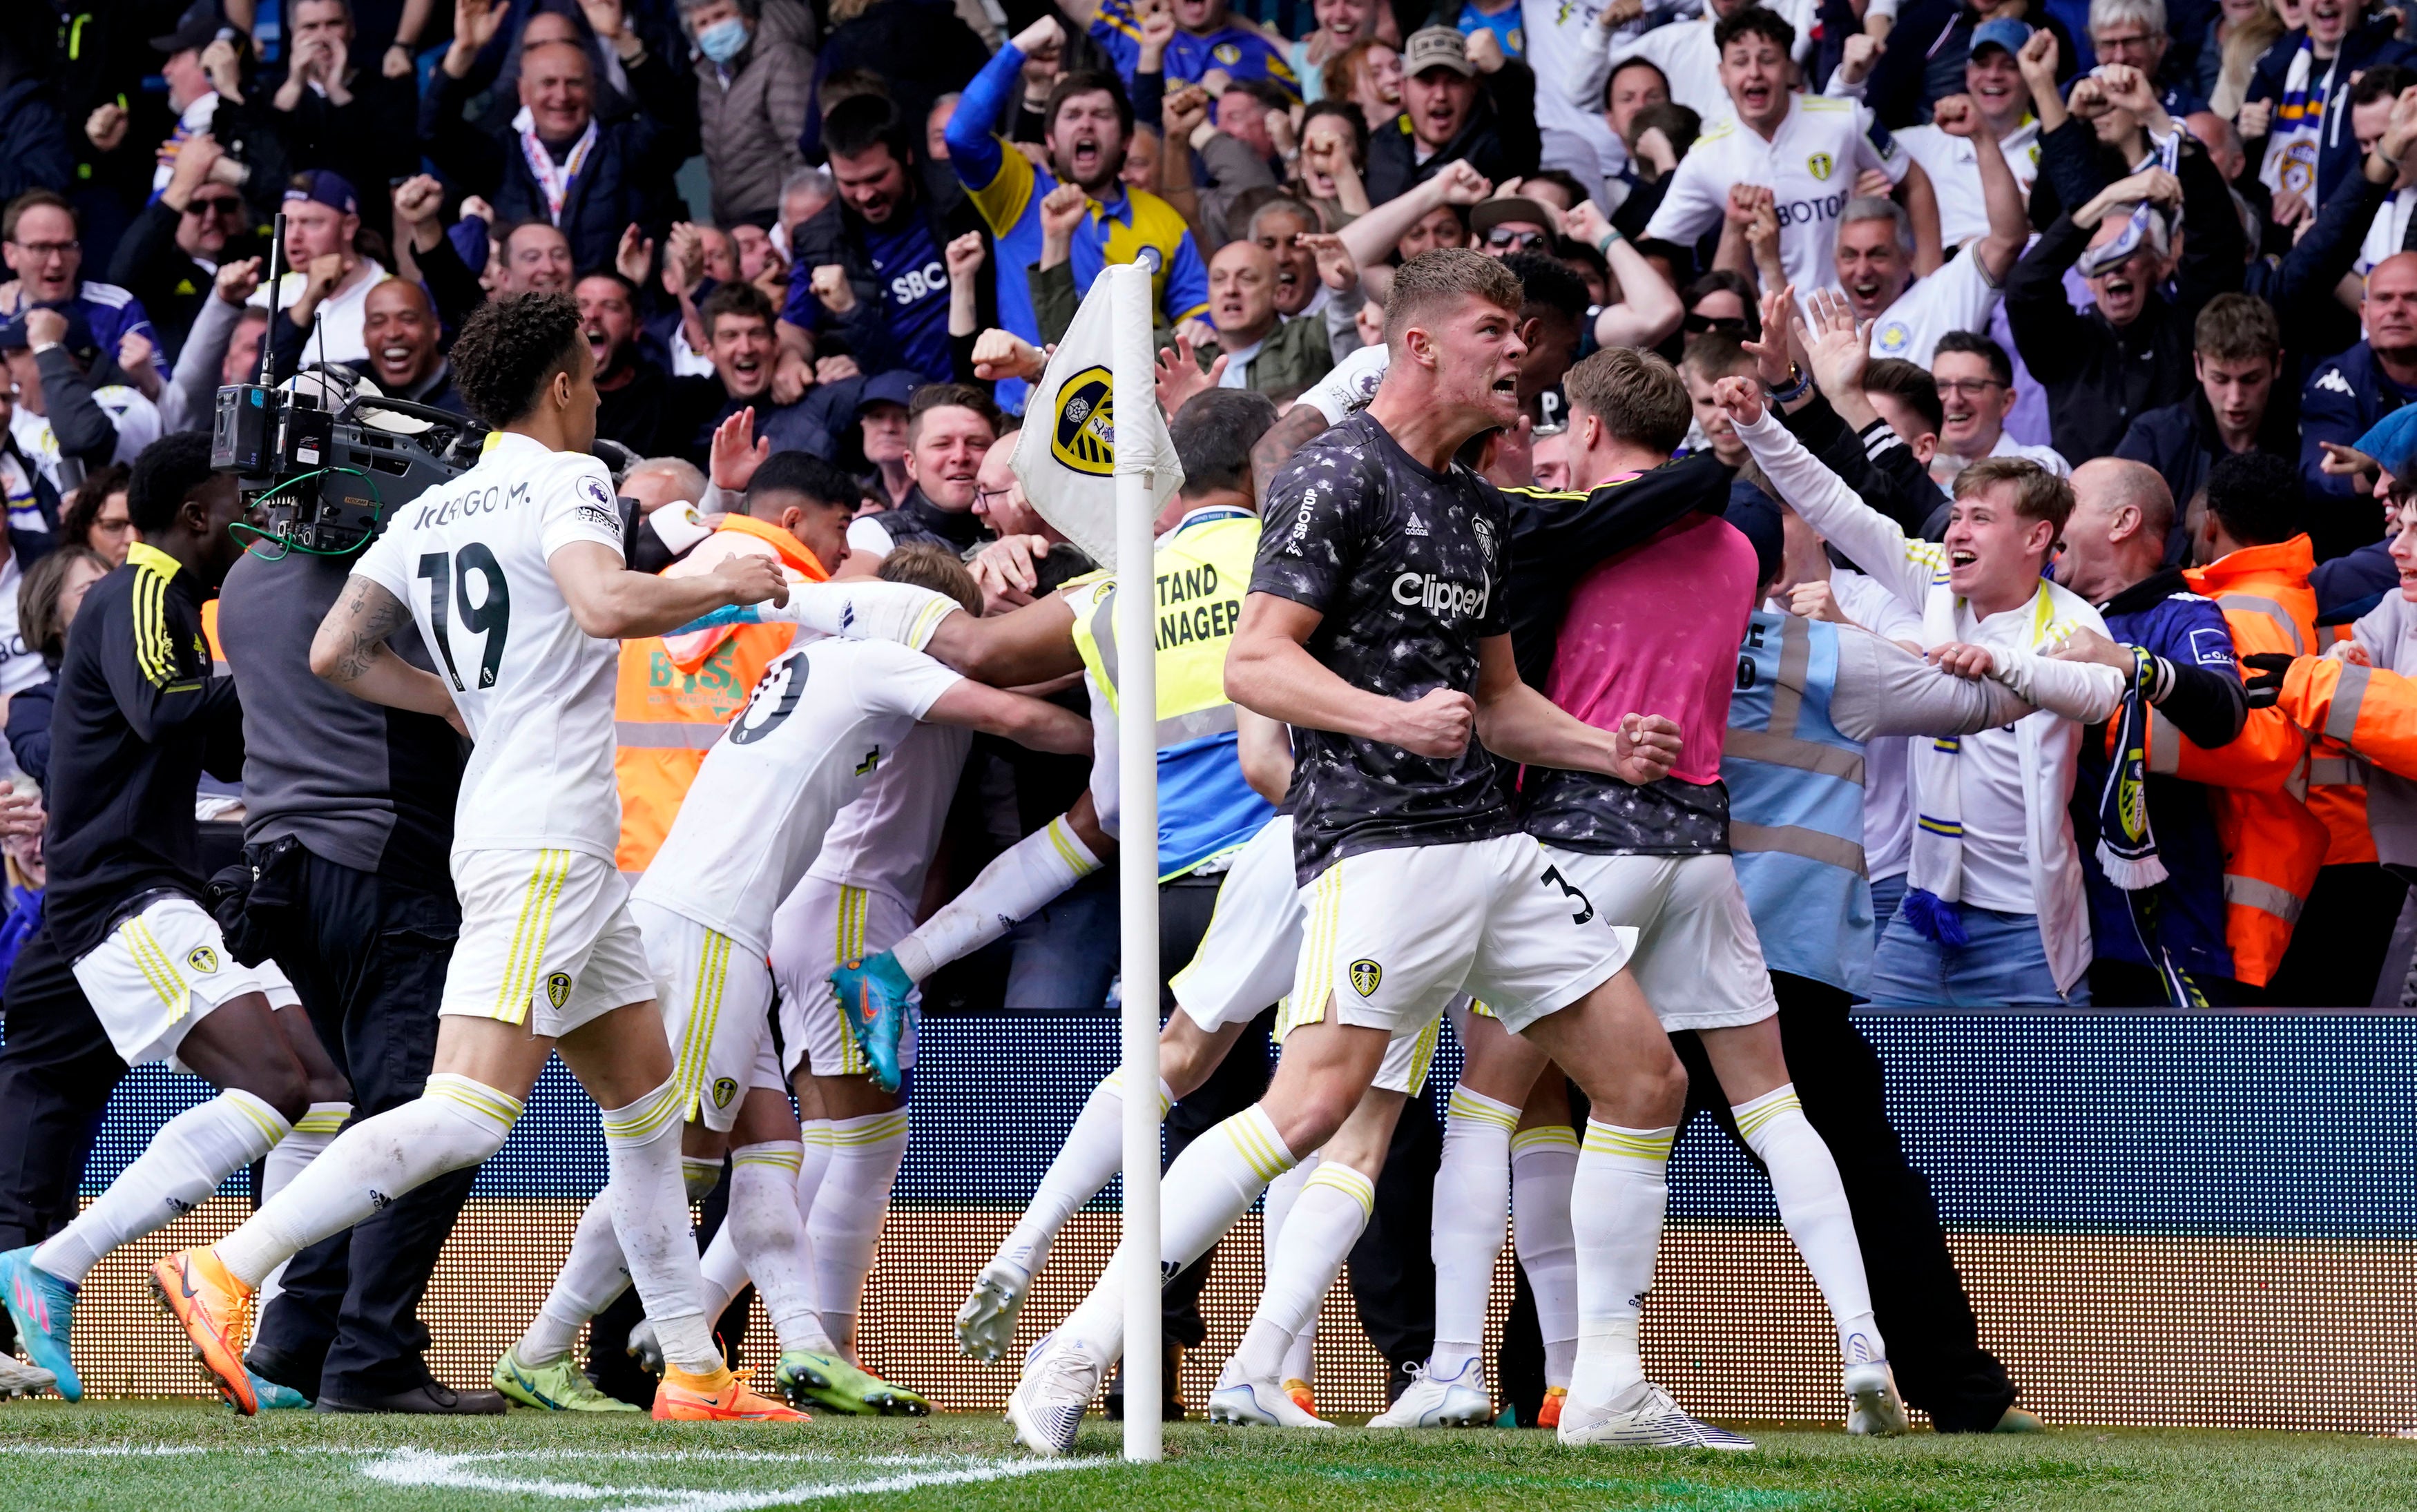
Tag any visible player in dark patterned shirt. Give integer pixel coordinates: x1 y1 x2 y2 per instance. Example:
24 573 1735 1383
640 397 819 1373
1001 250 1748 1458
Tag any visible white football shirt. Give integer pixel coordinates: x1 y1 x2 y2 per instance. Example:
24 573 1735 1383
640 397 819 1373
1646 93 1909 295
806 719 974 907
351 430 628 862
1864 246 2003 369
1889 119 2041 249
631 636 963 956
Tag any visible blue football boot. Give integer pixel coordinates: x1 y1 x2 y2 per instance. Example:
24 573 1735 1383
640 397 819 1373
829 951 913 1094
0 1247 80 1400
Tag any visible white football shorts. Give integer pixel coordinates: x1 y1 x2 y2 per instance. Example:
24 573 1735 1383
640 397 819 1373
441 848 657 1039
1538 849 1778 1031
1168 815 1298 1033
769 878 918 1080
72 895 291 1067
1283 833 1636 1040
630 898 783 1132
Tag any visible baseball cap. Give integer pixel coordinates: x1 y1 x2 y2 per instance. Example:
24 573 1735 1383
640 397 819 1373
152 0 227 55
1970 17 2033 58
1403 27 1476 78
1470 198 1558 244
2356 404 2417 480
283 169 360 217
854 369 917 416
0 305 99 360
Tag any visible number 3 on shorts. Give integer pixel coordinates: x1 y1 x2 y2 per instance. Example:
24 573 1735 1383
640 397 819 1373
1539 864 1594 925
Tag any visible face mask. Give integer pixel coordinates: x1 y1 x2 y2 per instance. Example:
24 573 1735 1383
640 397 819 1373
697 17 749 63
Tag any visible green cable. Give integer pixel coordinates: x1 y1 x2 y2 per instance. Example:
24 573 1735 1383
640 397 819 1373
233 465 386 561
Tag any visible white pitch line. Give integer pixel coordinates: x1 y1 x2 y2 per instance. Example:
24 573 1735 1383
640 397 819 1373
360 1448 1105 1512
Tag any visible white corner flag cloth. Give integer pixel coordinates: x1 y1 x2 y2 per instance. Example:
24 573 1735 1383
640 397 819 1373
1012 263 1186 566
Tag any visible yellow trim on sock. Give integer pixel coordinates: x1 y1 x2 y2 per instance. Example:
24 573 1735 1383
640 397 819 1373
292 1102 352 1135
427 1074 525 1130
222 1089 294 1144
1303 1162 1376 1219
1447 1087 1520 1134
825 1110 910 1147
601 1080 685 1142
733 1143 806 1173
1510 1125 1581 1156
1733 1089 1804 1141
1224 1108 1293 1183
1582 1121 1675 1162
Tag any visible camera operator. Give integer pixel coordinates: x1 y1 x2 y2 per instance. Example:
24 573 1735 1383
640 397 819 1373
212 400 495 1413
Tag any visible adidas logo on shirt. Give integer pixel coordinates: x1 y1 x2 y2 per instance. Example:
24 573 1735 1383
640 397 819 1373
1406 514 1429 537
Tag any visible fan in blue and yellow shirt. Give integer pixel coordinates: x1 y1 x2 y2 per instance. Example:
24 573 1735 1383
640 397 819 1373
1079 0 1302 98
947 15 1212 415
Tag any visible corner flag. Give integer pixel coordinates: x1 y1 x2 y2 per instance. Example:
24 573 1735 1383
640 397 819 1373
1012 264 1186 565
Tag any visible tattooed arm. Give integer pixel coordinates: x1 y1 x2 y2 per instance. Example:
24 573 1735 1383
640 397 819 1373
309 575 463 725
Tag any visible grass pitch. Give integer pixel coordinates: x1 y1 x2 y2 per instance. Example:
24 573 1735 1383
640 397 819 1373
3 1402 2415 1511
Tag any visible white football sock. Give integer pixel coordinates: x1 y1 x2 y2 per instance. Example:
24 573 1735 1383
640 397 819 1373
1059 1103 1296 1364
519 1193 629 1366
1429 1086 1517 1379
1734 1085 1883 1364
1510 1124 1580 1390
253 1101 349 1313
727 1141 836 1355
1261 1156 1316 1271
995 1072 1168 1276
1281 1321 1318 1386
34 1089 293 1286
599 1079 717 1375
216 1075 519 1288
1233 1161 1373 1382
1568 1120 1673 1408
695 1219 751 1326
892 817 1099 982
808 1109 909 1353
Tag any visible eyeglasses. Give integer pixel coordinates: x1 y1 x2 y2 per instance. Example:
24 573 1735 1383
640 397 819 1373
184 196 244 217
1936 377 2008 397
7 241 77 260
1485 226 1548 251
973 485 1014 510
1681 311 1748 334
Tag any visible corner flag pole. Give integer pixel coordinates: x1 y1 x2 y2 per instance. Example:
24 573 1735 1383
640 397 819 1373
1109 265 1162 1464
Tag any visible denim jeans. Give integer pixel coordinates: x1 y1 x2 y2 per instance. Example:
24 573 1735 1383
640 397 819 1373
1865 900 2090 1008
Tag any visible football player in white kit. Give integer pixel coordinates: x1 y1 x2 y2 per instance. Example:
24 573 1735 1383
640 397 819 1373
497 543 1090 1415
154 292 805 1421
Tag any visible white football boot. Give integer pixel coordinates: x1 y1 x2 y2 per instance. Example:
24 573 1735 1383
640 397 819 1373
1557 1380 1757 1451
1845 1359 1909 1436
1206 1370 1336 1428
1367 1358 1492 1428
956 1259 1031 1362
1005 1330 1104 1457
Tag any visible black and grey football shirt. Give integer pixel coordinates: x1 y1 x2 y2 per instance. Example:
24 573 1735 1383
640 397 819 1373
1249 410 1522 883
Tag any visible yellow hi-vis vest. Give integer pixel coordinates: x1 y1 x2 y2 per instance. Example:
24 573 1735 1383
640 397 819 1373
1067 507 1276 880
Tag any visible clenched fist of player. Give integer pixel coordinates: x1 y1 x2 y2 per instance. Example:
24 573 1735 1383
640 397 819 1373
1388 687 1476 757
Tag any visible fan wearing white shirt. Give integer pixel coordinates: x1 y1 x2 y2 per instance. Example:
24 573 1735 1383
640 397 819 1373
2347 68 2417 279
1829 95 2029 369
245 171 385 368
1571 0 1814 126
1643 8 1930 298
1932 330 2072 488
1841 19 2043 247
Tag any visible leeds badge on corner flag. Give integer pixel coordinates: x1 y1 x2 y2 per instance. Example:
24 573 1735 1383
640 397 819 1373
1012 263 1186 568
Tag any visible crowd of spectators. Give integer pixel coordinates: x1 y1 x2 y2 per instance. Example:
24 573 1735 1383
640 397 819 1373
1 0 2416 1019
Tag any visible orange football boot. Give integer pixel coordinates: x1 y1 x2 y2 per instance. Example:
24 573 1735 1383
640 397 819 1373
1284 1377 1317 1417
653 1364 813 1421
149 1248 257 1415
1537 1385 1568 1429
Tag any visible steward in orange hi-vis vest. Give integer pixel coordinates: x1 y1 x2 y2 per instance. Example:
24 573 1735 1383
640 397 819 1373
614 512 833 874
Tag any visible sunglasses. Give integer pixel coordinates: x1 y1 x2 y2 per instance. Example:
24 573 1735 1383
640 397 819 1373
1681 311 1749 334
184 196 245 217
1485 226 1548 251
